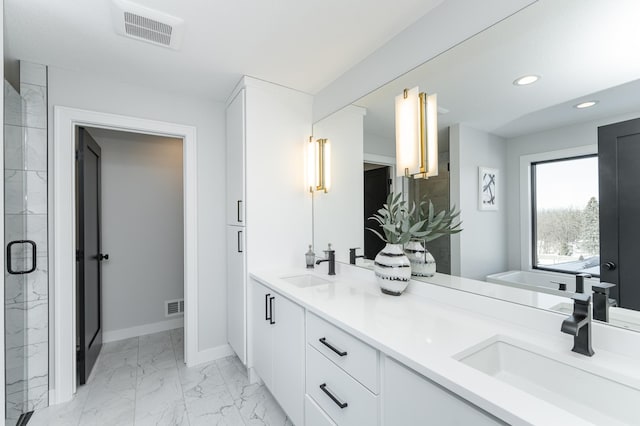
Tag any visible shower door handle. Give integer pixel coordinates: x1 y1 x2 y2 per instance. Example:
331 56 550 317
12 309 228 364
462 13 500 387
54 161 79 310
6 240 37 274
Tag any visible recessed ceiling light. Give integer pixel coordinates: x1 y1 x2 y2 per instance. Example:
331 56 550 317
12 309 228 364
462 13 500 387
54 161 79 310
513 75 540 86
574 101 598 109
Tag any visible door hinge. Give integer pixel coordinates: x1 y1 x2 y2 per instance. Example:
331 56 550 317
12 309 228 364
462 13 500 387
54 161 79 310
448 162 450 172
75 150 79 160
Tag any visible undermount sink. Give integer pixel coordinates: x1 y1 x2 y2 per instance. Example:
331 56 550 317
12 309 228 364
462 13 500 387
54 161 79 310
281 274 331 288
456 337 640 426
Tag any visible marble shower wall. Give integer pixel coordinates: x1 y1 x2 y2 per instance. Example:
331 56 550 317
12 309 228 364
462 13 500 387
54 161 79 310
408 148 452 274
4 61 49 418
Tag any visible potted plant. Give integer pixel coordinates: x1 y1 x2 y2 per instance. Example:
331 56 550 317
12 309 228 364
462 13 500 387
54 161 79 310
367 193 428 295
405 198 462 277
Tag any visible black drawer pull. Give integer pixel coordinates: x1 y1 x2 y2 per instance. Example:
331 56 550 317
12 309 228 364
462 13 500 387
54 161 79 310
319 337 347 356
269 296 275 325
319 383 348 409
265 293 271 321
237 200 243 223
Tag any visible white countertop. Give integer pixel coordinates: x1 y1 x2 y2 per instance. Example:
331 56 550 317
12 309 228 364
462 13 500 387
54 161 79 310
250 264 640 426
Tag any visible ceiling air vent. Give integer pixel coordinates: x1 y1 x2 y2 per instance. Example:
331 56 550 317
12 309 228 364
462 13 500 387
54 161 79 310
112 0 184 50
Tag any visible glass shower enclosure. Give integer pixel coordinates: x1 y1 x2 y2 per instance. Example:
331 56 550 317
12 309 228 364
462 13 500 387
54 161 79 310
4 80 35 425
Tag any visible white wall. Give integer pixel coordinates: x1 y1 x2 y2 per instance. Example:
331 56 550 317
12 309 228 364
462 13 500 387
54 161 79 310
242 78 314 272
47 67 227 355
312 0 537 121
364 131 394 157
505 111 640 270
312 105 366 263
87 129 183 336
450 124 507 280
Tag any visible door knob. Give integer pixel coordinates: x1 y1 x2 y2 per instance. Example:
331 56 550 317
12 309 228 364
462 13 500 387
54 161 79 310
603 261 616 271
99 253 110 261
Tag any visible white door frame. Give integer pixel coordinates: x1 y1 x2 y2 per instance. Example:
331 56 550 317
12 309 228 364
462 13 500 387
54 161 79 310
52 106 198 404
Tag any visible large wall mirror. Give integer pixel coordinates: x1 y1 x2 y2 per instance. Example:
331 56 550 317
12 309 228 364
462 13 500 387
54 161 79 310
311 0 640 332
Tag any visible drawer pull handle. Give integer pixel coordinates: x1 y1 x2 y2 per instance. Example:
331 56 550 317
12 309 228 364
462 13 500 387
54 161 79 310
269 296 275 325
319 383 348 409
265 293 271 321
319 337 347 356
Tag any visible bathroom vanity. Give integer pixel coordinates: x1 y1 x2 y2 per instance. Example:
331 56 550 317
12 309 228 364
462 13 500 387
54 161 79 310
248 263 640 426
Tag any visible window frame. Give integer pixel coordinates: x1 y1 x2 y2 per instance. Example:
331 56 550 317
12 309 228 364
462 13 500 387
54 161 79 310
530 153 599 277
518 145 597 276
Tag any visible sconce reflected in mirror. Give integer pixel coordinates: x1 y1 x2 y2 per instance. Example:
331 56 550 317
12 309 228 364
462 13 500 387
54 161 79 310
395 86 438 179
307 136 331 193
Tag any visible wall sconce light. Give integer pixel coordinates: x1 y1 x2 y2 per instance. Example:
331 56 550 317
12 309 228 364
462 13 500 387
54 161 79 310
307 136 331 193
395 87 438 179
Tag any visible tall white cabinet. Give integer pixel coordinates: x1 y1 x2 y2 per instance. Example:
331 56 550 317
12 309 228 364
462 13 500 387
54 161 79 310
226 89 247 362
225 77 312 367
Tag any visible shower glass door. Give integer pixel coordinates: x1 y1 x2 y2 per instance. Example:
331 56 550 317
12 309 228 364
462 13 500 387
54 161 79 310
4 81 30 425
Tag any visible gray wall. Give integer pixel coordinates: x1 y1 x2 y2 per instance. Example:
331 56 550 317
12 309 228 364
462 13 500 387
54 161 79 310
47 66 227 357
450 124 507 280
87 128 183 336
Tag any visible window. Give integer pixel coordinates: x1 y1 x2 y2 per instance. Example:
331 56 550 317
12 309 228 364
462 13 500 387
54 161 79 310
531 155 599 276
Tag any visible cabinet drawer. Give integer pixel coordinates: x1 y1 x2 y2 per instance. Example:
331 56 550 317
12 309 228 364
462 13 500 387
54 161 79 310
307 312 379 393
306 345 378 426
305 394 337 426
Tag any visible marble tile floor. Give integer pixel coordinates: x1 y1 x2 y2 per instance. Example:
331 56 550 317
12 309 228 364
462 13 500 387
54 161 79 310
28 329 293 426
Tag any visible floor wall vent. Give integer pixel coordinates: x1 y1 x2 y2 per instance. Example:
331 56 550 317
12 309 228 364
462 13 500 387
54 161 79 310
112 0 184 50
165 299 185 317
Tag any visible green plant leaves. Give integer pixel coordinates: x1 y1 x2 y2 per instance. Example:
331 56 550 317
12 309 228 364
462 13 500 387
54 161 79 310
366 192 464 246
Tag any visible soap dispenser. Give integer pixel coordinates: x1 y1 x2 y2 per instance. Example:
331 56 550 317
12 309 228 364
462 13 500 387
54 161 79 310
305 245 315 269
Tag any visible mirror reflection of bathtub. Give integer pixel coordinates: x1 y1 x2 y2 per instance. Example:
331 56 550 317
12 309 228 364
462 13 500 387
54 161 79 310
487 270 640 332
486 270 599 296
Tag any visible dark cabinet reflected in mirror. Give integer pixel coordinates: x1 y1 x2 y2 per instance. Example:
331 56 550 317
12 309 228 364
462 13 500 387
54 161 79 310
363 164 390 260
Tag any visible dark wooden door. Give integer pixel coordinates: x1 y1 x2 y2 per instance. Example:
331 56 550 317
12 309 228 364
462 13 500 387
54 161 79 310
364 166 391 259
76 127 104 384
599 118 640 310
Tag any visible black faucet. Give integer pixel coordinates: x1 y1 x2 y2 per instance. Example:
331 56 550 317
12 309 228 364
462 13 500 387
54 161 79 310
592 282 617 323
316 244 336 275
575 273 591 293
349 248 364 265
561 293 594 356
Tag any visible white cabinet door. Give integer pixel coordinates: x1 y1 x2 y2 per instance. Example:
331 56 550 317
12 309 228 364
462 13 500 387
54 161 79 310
272 294 305 426
226 89 246 226
227 226 246 364
251 280 273 389
383 357 506 426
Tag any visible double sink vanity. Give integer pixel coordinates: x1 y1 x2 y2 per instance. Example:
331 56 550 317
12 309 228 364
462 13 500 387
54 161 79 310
238 1 640 424
248 262 640 426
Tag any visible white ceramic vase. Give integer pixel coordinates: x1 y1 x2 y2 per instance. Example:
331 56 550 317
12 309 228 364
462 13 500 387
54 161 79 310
374 243 412 296
404 240 436 277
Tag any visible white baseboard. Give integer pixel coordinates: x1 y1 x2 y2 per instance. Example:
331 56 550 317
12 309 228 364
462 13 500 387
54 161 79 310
187 343 235 367
103 317 184 343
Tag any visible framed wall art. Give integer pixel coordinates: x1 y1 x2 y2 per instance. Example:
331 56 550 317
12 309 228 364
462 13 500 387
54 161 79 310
479 167 498 211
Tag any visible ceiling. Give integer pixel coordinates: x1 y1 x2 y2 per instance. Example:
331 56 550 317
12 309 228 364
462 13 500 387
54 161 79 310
356 0 640 140
4 0 444 101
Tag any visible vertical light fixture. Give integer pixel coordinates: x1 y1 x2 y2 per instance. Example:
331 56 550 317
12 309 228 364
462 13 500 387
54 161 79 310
395 87 438 179
307 137 331 193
